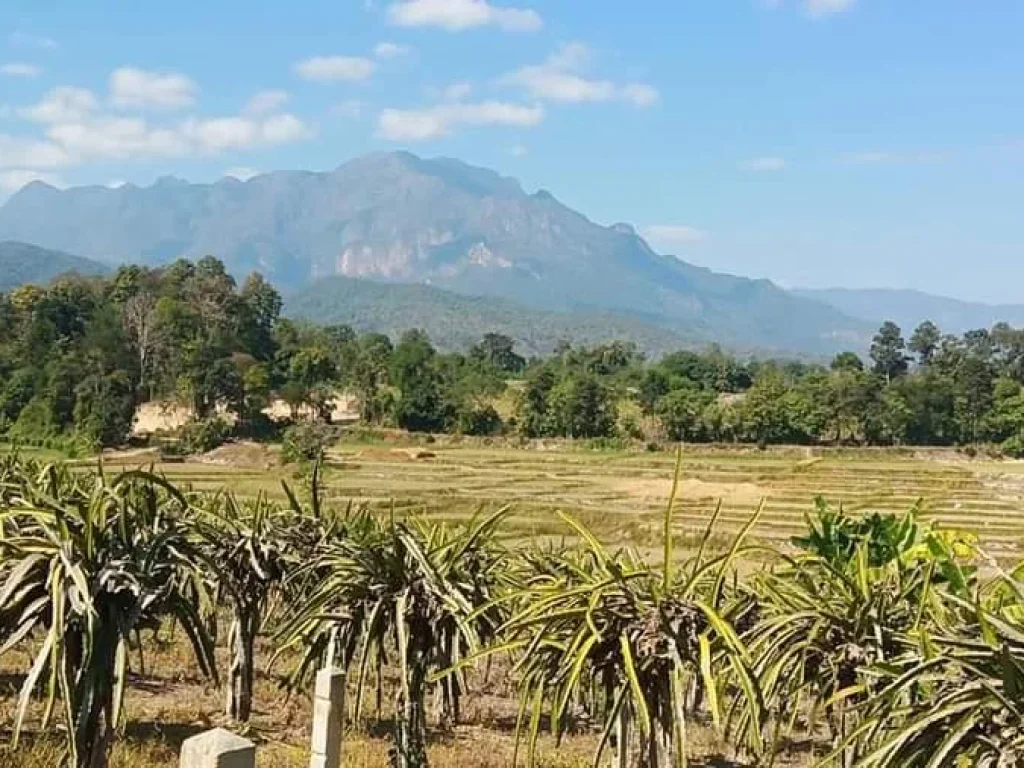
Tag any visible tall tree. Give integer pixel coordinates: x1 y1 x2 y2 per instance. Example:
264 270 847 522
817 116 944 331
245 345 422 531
870 321 909 384
908 320 941 366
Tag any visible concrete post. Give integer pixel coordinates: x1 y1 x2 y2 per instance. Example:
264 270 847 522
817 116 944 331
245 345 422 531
309 667 346 768
179 728 255 768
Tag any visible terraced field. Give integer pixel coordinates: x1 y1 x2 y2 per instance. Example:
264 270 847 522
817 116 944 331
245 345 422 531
96 441 1024 557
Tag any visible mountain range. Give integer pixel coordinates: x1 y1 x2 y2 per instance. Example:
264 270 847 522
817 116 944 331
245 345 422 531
0 151 869 355
795 288 1024 336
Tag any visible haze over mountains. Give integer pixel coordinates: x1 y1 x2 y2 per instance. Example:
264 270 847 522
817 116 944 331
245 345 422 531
0 151 870 355
796 289 1024 336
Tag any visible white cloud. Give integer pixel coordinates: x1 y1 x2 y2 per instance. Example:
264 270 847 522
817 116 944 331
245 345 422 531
387 0 542 32
642 225 708 251
510 143 528 157
110 67 198 110
19 87 99 123
224 167 261 181
0 134 71 169
441 81 473 101
807 0 856 15
1 63 42 78
374 41 412 59
243 89 290 115
8 32 58 51
49 117 191 161
378 100 543 141
295 56 376 83
743 156 786 171
180 113 314 152
500 43 658 107
0 169 65 197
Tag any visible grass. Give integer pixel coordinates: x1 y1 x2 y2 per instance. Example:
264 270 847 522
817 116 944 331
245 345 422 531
3 439 1023 766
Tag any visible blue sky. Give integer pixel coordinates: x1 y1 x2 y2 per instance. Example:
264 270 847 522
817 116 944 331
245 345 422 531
1 0 1022 302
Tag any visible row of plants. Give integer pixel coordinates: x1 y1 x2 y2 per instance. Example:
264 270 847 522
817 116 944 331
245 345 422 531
0 452 1021 767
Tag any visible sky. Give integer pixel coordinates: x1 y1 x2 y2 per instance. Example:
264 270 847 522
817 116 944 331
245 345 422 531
0 0 1022 303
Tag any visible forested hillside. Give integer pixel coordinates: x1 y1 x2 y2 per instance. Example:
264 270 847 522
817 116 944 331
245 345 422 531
0 241 108 293
285 275 694 357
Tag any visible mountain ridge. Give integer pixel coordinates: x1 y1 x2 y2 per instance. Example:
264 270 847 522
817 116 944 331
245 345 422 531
0 151 870 354
795 288 1024 334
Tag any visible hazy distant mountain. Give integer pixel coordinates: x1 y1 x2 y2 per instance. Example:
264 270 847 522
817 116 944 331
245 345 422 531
287 276 697 357
0 241 108 292
795 288 1024 335
0 151 868 354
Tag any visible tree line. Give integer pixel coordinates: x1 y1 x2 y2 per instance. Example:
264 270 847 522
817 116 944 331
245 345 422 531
3 256 1024 454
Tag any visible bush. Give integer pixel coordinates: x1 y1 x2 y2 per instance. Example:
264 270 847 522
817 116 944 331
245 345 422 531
456 404 504 436
282 423 337 463
178 417 231 455
1001 434 1024 459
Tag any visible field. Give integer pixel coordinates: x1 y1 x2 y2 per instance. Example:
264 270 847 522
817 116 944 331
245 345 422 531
3 439 1024 766
97 439 1024 556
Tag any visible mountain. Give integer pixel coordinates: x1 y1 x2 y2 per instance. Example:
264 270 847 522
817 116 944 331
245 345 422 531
795 288 1024 335
0 151 869 354
287 276 701 357
0 241 109 292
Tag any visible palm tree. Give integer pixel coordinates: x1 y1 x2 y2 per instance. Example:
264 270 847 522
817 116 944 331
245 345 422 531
0 459 217 768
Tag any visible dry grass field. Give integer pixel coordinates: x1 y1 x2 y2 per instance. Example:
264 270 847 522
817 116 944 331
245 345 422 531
3 438 1023 766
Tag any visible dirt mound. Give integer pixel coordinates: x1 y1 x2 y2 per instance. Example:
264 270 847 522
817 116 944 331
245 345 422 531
194 441 280 470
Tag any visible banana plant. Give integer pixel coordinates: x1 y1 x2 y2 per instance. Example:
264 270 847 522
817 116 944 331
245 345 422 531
276 506 512 768
0 459 217 768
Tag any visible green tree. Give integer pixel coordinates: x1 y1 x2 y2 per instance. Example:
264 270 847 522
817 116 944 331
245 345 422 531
908 320 941 366
547 372 617 438
870 321 909 384
655 387 712 441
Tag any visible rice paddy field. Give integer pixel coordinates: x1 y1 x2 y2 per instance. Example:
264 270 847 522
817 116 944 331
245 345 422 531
97 439 1024 558
4 438 1024 767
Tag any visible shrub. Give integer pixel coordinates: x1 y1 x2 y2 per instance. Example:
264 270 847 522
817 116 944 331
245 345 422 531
178 417 231 455
456 403 503 436
1001 434 1024 458
281 422 337 463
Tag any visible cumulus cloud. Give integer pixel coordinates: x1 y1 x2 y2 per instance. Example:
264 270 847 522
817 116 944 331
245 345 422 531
224 167 261 181
743 156 786 171
0 169 65 197
180 113 313 152
0 135 71 169
48 117 191 160
378 100 543 141
642 225 708 252
110 67 198 110
374 42 412 59
387 0 541 32
1 63 42 78
295 56 376 83
500 43 658 107
19 87 99 123
243 89 290 115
